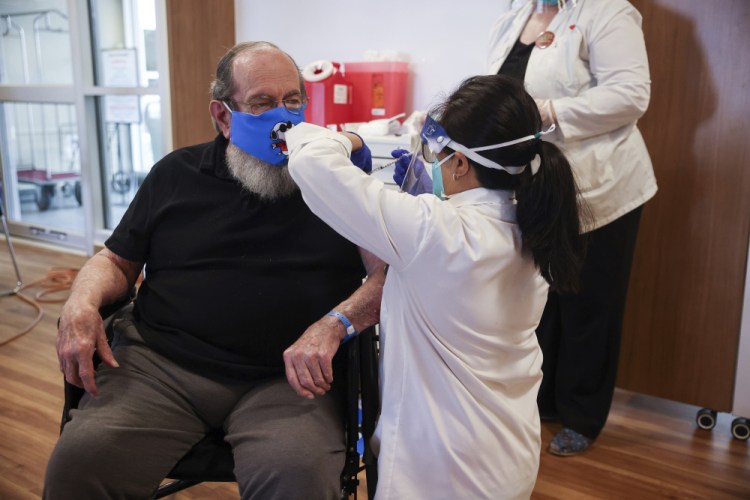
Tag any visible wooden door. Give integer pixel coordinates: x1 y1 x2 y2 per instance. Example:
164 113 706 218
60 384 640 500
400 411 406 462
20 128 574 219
166 0 235 150
617 0 750 412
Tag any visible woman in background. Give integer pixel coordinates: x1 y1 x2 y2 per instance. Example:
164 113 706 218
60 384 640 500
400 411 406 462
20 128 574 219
488 0 657 455
283 74 585 498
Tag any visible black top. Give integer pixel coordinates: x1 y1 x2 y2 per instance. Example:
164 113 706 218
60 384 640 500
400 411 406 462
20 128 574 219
497 38 535 81
106 134 365 380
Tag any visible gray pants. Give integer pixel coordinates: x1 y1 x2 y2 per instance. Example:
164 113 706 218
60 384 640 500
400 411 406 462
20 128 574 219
44 316 345 500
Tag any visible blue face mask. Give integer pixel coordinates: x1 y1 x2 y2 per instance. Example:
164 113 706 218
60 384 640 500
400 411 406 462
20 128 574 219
431 153 454 200
223 102 306 165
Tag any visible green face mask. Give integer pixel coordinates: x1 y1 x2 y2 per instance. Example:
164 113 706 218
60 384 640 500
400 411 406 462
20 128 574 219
431 153 453 200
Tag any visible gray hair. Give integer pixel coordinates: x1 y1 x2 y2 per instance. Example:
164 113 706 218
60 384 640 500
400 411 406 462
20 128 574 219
210 42 306 131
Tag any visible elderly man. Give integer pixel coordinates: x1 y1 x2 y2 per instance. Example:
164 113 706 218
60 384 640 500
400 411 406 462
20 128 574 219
44 41 384 499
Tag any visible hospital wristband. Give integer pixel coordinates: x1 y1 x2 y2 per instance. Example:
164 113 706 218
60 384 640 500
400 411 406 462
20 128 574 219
326 311 358 344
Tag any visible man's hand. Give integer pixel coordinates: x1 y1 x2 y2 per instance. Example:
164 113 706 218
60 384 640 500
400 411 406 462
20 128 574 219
283 315 343 399
56 303 119 396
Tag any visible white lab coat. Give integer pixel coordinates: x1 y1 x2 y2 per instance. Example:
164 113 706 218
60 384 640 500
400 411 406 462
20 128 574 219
488 0 657 232
287 123 546 500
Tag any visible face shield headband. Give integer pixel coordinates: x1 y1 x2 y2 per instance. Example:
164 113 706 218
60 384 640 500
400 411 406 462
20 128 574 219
420 114 555 175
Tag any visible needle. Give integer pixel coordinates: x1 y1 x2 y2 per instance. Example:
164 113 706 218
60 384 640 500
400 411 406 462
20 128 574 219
370 158 400 174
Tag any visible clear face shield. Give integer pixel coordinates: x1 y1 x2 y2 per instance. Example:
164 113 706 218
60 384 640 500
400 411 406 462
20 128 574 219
396 115 453 194
392 115 554 198
399 114 555 192
398 142 430 194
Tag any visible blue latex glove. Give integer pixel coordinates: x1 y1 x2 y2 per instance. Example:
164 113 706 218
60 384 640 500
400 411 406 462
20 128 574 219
391 148 411 186
391 148 432 196
349 133 372 174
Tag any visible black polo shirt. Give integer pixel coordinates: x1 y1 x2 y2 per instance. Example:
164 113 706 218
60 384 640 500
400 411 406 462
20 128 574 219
106 134 365 380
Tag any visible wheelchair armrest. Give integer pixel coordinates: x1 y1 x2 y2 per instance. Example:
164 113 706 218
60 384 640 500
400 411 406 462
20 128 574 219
98 288 137 322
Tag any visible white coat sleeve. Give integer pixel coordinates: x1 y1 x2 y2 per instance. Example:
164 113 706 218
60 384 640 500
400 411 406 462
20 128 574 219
286 123 433 271
553 2 651 141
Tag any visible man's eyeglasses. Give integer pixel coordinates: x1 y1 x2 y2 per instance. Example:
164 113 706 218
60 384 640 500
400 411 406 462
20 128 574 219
226 96 307 116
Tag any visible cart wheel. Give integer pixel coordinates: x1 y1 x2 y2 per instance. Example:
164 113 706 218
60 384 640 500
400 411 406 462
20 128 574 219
61 182 74 197
112 172 131 194
731 417 750 441
74 181 82 205
696 408 717 430
36 185 54 211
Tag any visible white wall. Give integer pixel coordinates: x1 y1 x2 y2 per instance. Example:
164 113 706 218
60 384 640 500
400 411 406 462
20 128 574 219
235 0 505 114
735 235 750 417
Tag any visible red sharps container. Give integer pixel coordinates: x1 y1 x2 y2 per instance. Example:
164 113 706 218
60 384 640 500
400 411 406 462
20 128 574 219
302 60 353 130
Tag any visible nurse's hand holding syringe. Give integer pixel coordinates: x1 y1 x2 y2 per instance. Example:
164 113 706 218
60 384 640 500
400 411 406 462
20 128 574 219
390 149 432 195
340 132 429 195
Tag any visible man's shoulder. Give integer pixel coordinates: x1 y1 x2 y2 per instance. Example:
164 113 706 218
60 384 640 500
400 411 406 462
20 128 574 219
166 138 216 163
152 136 221 175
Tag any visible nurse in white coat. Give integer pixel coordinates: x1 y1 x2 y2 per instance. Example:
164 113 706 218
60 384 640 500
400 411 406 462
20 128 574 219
284 75 585 499
488 0 657 455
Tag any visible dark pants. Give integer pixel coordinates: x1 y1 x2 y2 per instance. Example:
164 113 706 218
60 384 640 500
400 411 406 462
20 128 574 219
536 206 643 440
44 315 345 500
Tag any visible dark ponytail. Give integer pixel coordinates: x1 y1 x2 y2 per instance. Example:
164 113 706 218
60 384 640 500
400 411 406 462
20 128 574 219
516 140 586 293
434 74 586 293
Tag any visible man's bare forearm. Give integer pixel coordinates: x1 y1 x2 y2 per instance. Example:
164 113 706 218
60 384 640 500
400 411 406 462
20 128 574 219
63 248 143 314
283 249 385 398
327 248 385 335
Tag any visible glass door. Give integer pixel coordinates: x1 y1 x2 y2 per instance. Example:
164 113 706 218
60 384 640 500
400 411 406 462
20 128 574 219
89 0 166 231
0 0 169 252
0 0 81 245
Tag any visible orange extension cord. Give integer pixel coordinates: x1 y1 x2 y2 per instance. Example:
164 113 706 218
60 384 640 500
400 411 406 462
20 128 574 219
0 267 78 346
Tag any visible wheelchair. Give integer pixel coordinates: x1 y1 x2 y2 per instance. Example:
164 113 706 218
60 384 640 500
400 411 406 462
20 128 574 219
59 296 379 499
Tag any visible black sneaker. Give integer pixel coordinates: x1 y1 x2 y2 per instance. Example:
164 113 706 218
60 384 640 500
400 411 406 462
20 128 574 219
548 428 592 456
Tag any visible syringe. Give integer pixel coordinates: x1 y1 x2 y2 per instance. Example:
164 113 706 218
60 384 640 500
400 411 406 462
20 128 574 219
369 158 400 174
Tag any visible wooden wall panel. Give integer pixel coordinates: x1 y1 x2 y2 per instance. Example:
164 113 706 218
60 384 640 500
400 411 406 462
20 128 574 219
617 0 750 411
166 0 235 150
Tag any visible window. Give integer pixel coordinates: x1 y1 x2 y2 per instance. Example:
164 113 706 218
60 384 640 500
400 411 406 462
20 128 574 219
0 0 169 251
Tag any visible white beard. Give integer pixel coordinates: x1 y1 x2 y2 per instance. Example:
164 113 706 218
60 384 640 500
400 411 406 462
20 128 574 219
225 143 298 201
